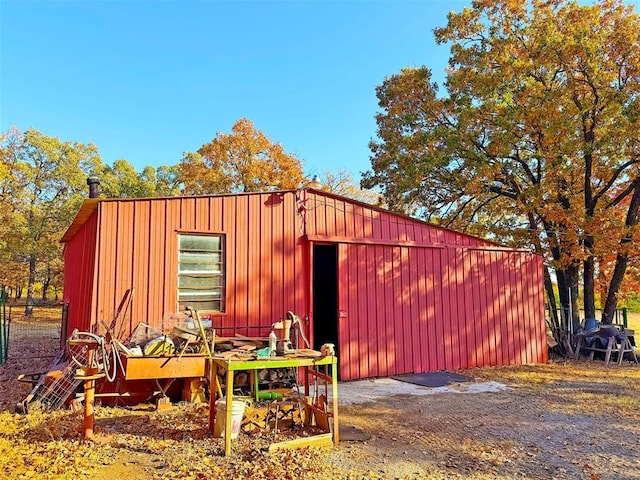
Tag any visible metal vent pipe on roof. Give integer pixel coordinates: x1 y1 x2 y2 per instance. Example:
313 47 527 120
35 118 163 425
87 177 100 198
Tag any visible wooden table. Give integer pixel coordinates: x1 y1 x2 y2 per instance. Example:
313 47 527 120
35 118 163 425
208 355 338 455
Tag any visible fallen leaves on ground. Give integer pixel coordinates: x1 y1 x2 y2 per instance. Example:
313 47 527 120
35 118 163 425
2 353 639 479
0 403 368 480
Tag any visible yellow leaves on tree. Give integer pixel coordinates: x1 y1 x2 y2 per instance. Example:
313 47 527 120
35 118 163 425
180 118 304 194
364 0 640 327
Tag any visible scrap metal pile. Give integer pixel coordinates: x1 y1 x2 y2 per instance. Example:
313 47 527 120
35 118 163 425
16 300 330 413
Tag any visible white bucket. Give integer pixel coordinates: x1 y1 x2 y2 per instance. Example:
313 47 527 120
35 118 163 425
213 398 246 439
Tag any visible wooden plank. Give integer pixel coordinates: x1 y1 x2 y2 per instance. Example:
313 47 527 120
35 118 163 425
268 433 333 452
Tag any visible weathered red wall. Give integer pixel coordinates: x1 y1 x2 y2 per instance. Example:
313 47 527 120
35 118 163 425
62 210 98 337
334 244 545 380
63 189 547 379
304 191 547 380
65 192 307 337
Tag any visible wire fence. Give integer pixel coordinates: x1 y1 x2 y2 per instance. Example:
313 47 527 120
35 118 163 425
3 301 63 364
0 291 9 363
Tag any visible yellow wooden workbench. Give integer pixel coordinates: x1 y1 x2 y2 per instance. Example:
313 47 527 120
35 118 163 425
208 354 338 456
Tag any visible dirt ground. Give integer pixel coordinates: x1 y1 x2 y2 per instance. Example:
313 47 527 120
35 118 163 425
1 329 639 479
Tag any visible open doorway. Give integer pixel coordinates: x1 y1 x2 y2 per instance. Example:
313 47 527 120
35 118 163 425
312 244 338 358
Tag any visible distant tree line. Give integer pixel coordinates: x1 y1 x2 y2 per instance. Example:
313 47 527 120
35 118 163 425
0 119 379 315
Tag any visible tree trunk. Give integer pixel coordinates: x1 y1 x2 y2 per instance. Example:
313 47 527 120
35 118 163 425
582 119 596 322
556 265 580 332
526 214 561 337
42 268 50 301
602 180 640 323
602 253 627 324
25 256 36 317
540 218 580 331
544 266 560 333
583 240 596 321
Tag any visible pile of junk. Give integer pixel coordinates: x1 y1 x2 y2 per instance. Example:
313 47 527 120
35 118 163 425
574 318 639 366
16 301 331 423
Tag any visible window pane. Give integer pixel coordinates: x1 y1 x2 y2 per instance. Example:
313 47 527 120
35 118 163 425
177 299 221 311
178 252 222 272
179 235 220 251
179 276 222 288
178 234 224 313
179 289 222 300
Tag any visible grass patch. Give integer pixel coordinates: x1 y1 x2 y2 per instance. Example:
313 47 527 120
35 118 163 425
626 311 640 331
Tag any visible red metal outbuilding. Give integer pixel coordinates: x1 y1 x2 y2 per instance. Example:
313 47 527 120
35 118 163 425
61 189 547 380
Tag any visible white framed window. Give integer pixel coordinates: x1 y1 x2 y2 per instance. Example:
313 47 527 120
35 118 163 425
177 234 225 312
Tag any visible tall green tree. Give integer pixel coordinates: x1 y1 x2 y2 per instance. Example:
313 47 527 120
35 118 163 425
0 128 102 314
179 118 304 194
99 160 181 198
363 0 640 335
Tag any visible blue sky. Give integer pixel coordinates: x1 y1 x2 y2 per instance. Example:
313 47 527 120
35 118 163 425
1 0 470 181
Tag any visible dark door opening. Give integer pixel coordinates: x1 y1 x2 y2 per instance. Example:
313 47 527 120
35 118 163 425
312 244 339 359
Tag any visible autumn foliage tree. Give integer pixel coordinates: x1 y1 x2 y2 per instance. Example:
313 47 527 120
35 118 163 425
0 126 185 303
316 169 383 205
363 0 640 335
99 159 180 198
179 118 304 194
0 127 102 313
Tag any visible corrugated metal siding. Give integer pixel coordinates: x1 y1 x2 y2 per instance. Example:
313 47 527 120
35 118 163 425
63 210 98 333
86 192 306 336
305 190 545 379
336 243 546 380
62 189 546 380
305 191 487 247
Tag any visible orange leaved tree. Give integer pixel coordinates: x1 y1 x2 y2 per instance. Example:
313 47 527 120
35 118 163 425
363 0 640 337
179 118 304 194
